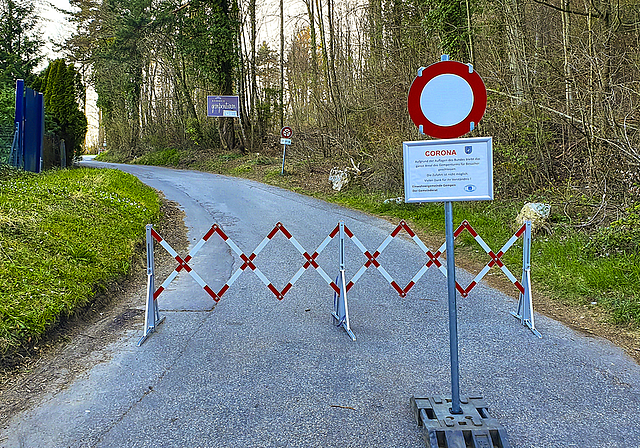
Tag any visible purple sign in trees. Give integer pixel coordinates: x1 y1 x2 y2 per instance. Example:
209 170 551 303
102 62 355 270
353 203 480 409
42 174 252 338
207 95 240 118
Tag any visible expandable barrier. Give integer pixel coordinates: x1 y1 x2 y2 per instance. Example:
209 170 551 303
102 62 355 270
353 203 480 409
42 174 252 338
138 219 538 345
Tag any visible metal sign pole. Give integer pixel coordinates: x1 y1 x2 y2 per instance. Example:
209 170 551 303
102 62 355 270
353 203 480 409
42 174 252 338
281 143 287 175
444 201 462 414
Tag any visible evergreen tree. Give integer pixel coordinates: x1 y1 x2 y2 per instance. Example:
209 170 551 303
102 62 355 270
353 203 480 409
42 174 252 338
0 0 42 87
33 59 88 165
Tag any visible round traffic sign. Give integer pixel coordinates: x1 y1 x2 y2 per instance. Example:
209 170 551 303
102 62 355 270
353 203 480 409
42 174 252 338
407 60 486 139
281 126 293 139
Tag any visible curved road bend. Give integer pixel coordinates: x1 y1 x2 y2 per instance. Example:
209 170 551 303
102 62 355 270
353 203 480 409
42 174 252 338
1 160 639 447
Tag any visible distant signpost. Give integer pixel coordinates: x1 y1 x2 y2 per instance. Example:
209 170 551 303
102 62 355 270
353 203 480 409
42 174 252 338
207 96 240 118
281 126 293 139
280 126 293 175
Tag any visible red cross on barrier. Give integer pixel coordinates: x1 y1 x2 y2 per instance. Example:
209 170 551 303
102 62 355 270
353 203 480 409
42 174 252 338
150 227 221 302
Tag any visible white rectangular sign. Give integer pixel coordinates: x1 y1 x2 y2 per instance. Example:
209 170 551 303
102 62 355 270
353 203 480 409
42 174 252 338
403 137 493 203
280 138 292 145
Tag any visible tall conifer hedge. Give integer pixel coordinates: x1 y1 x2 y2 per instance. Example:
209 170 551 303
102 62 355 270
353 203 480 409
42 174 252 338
32 59 87 165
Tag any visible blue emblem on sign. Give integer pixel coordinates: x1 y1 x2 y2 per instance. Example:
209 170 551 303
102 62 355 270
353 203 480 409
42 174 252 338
465 146 472 154
464 184 476 192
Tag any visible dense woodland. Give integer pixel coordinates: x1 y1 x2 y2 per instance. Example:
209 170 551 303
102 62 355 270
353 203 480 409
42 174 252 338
7 0 640 220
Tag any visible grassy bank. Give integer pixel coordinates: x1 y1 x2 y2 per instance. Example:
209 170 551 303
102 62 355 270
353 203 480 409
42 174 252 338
98 147 640 330
0 167 161 358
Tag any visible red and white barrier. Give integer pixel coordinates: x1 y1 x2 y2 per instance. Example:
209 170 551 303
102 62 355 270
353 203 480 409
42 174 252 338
138 219 539 346
341 221 447 298
450 220 527 298
214 222 341 301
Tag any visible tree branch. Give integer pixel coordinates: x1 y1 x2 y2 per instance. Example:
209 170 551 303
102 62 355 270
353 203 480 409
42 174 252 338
487 88 639 133
531 0 596 18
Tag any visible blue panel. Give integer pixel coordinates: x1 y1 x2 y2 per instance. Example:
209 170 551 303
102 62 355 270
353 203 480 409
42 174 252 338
14 80 25 169
23 87 43 173
14 80 24 125
37 92 44 170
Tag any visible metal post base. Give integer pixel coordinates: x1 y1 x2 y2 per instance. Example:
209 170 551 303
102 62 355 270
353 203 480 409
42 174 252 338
510 311 542 338
410 395 511 448
136 315 166 347
331 312 356 341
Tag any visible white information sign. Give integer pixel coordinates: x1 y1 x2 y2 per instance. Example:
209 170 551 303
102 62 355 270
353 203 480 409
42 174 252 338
403 137 493 203
280 138 292 145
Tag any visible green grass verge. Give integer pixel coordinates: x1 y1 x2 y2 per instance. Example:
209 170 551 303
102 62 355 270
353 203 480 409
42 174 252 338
133 148 182 167
0 167 161 356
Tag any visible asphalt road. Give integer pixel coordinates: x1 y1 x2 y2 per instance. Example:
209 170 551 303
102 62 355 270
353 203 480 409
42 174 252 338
2 160 639 448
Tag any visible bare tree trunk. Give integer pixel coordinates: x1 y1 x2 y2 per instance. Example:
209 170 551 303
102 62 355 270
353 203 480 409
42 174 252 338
586 0 596 157
597 0 613 131
280 0 284 128
316 0 340 124
368 0 383 71
561 0 573 111
303 0 319 109
465 0 475 66
327 0 343 124
504 0 528 101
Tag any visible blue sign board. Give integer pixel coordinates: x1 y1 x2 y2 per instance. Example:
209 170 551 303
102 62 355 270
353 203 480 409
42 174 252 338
207 95 240 118
13 79 44 173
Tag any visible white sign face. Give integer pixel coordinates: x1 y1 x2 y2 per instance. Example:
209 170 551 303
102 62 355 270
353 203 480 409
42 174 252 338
403 137 493 203
420 74 474 126
280 138 292 145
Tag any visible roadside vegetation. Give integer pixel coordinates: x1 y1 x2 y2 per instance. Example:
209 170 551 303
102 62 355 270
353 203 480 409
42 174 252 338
0 167 161 361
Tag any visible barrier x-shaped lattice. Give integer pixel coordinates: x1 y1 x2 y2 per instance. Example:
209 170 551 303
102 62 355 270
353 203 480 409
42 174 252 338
138 220 538 346
153 222 340 302
340 220 526 299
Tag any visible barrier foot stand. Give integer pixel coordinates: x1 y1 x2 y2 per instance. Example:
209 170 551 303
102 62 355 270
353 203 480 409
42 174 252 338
137 224 166 347
332 221 355 341
137 277 166 346
332 271 356 341
510 268 541 338
410 395 511 448
510 220 542 338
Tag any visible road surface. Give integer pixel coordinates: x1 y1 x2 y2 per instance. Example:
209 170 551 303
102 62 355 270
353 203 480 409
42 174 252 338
2 160 639 447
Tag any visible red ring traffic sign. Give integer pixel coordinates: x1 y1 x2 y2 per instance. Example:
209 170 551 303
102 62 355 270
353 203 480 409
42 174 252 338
407 60 486 139
281 126 293 139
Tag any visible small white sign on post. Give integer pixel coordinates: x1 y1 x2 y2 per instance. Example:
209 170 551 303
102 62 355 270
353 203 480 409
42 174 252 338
403 137 493 203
